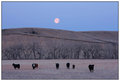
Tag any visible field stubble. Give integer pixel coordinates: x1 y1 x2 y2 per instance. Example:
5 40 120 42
2 59 118 79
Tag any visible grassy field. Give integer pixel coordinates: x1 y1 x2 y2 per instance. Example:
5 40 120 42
2 59 118 80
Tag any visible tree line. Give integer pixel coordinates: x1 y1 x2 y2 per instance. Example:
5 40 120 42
2 41 118 60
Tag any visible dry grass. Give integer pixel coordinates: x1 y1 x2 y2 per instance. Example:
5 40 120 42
2 59 118 80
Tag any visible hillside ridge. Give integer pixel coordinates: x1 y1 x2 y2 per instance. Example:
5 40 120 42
2 28 118 60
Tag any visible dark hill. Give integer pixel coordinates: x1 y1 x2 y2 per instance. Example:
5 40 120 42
2 28 118 60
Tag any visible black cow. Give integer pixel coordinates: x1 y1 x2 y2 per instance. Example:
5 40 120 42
88 64 94 72
56 63 59 69
32 63 38 69
72 65 75 69
12 63 20 69
66 63 70 69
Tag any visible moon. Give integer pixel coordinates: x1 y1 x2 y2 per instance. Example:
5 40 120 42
54 18 60 24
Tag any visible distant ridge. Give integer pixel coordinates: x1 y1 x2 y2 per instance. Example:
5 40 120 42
2 28 118 60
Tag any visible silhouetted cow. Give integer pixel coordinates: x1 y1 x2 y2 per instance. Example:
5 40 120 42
88 64 94 72
72 65 75 69
56 63 59 69
32 63 38 69
12 63 20 69
66 63 70 69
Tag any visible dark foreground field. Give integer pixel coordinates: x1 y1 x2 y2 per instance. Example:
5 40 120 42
2 59 118 80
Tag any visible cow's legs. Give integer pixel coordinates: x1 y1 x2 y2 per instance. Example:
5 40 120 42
92 70 94 72
33 67 35 69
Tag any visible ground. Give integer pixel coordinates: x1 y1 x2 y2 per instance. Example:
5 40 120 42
2 59 118 80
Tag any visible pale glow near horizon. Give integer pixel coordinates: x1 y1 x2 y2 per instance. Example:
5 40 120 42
54 18 60 24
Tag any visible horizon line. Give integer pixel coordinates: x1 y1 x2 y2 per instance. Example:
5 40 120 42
2 27 118 32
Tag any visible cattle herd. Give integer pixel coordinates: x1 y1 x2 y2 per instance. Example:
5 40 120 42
12 63 94 72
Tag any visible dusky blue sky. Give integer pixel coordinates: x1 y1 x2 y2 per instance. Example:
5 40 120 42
2 1 118 31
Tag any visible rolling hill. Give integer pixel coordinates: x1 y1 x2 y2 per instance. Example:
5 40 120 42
2 28 118 60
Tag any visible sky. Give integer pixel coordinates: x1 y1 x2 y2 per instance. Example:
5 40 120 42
2 1 118 31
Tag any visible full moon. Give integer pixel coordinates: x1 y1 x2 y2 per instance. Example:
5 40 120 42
54 18 60 23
